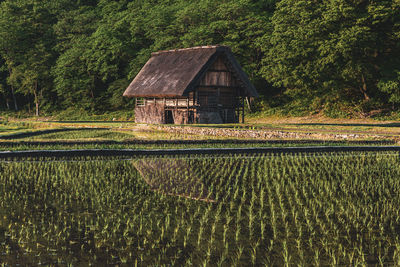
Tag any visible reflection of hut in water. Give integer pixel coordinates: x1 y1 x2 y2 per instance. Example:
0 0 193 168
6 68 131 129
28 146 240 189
123 45 258 124
133 159 214 202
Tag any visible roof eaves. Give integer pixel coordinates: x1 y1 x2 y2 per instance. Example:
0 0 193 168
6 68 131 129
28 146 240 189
151 45 224 56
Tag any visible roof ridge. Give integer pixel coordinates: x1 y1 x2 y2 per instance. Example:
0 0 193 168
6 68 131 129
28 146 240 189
151 45 228 56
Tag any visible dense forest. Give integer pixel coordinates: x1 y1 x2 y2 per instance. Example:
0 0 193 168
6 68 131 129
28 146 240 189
0 0 399 118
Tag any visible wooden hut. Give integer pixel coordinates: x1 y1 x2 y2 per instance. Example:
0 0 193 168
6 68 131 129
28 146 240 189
123 45 258 124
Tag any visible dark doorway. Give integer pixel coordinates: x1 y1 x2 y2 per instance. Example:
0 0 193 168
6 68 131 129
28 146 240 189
165 110 174 124
188 111 194 124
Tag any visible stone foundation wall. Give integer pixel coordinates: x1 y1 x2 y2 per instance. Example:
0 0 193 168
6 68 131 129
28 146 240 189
154 125 383 140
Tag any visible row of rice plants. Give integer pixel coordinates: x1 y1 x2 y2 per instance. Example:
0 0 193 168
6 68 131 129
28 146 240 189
0 140 392 151
1 152 399 265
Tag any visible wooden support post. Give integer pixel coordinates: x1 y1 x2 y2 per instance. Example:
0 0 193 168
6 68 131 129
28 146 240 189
245 97 252 112
194 92 198 123
242 97 245 123
186 98 189 124
163 98 166 106
217 88 220 105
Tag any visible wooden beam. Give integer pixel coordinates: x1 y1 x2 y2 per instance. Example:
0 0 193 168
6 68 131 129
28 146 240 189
217 88 220 106
242 97 245 123
245 97 252 112
207 69 232 73
198 85 240 89
187 98 189 124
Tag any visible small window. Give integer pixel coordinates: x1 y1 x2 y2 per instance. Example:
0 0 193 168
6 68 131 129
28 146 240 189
136 97 145 107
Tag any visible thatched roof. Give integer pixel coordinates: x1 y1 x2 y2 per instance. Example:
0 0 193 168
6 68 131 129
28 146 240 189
123 45 258 98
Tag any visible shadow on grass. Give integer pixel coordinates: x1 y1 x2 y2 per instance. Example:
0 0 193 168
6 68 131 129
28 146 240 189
0 128 107 140
49 121 134 123
286 123 400 128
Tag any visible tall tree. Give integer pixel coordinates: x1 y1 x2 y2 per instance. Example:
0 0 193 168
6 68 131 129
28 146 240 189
53 5 101 111
0 0 56 115
87 0 134 109
0 56 10 110
376 0 400 106
261 0 400 111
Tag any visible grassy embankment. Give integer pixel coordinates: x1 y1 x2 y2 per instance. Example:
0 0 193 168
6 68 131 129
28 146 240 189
0 115 399 151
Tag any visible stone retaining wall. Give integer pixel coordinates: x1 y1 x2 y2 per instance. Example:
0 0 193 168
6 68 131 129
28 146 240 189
155 125 386 140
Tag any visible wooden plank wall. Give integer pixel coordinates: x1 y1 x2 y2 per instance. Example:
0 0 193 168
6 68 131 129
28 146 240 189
199 57 238 87
197 56 240 109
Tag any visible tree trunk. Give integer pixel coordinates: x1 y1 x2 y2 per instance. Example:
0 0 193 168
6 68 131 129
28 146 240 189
360 74 370 101
11 87 18 111
88 71 95 99
33 81 39 116
7 66 18 111
5 96 10 110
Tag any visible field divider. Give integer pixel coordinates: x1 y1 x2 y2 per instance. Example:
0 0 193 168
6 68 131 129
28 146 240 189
0 127 111 140
0 139 395 146
0 146 400 159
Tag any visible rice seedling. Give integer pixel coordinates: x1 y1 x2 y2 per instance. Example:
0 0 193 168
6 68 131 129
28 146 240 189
0 151 399 265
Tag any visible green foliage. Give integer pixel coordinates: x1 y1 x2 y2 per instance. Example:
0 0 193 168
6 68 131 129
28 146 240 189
261 0 400 114
0 0 279 116
0 0 399 118
378 70 400 104
0 0 57 115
